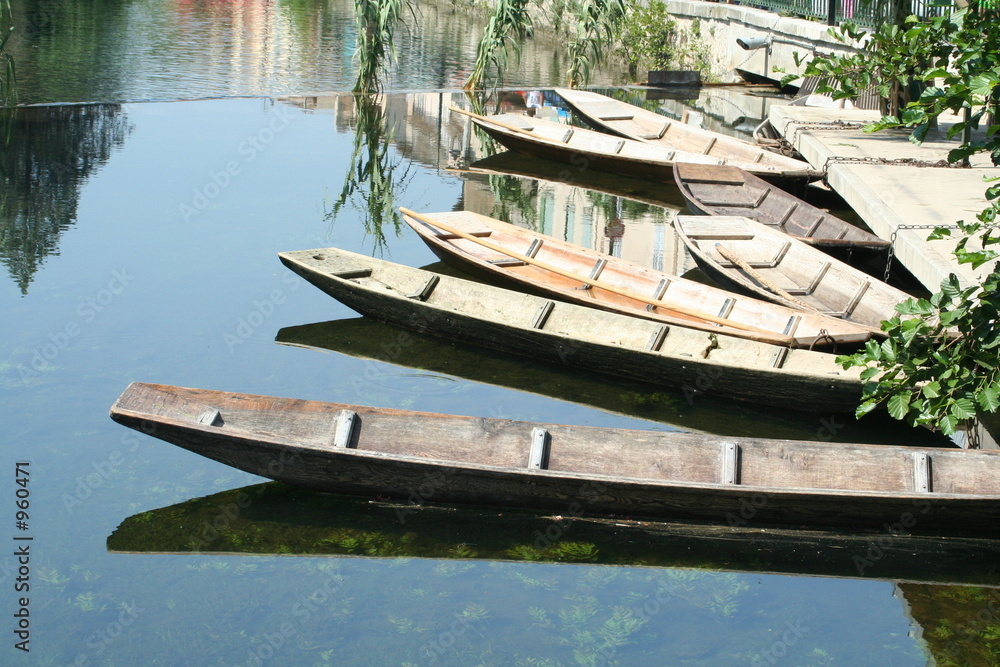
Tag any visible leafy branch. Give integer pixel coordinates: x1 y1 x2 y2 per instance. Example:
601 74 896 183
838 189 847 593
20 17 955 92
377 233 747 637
465 0 533 91
352 0 414 94
795 2 1000 441
566 0 627 88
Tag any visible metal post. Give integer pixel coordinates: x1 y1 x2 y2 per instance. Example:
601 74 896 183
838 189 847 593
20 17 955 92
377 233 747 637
827 0 839 25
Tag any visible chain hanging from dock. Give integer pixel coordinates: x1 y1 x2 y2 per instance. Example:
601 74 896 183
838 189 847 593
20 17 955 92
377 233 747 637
883 224 962 283
825 155 968 170
783 120 868 147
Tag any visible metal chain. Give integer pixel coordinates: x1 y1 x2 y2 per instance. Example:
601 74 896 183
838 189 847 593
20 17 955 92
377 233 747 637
825 155 967 170
884 224 961 282
785 120 868 146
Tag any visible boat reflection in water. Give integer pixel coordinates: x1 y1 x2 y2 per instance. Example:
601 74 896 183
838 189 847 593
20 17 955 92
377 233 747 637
108 483 1000 665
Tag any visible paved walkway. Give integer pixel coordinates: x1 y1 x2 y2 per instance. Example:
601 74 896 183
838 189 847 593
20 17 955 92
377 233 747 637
769 105 1000 447
768 104 996 292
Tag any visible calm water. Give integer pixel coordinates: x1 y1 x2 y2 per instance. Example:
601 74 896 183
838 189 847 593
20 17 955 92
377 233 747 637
2 0 997 665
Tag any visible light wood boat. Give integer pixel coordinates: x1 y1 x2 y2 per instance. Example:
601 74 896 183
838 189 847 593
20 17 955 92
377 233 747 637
674 215 911 332
555 87 813 174
401 208 874 348
278 246 863 411
110 383 1000 535
453 107 820 183
673 163 890 251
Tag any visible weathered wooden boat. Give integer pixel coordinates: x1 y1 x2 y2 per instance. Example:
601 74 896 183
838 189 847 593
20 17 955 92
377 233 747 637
673 163 890 251
278 246 863 411
453 106 819 183
401 207 875 348
110 383 1000 535
554 87 814 175
674 215 912 333
108 481 1000 586
463 151 685 210
276 317 951 446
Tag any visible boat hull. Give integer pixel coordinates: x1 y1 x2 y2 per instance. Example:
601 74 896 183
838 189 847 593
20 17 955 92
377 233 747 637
402 209 874 348
279 248 864 412
673 163 890 252
110 383 1000 536
674 215 911 332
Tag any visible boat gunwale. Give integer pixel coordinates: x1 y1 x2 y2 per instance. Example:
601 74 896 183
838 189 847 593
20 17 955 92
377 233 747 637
672 215 906 333
110 385 1000 503
552 88 816 173
276 247 859 384
402 210 875 347
469 112 820 180
672 163 890 250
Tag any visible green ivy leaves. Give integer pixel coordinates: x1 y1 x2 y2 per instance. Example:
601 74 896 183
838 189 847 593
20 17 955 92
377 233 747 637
805 4 1000 441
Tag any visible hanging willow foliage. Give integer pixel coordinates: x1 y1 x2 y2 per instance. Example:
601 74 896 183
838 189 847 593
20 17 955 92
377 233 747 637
566 0 627 88
352 0 413 95
328 94 411 251
0 0 12 97
0 0 16 142
464 0 533 90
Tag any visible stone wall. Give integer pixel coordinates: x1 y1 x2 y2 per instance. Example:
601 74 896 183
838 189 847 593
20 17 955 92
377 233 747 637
664 1 860 84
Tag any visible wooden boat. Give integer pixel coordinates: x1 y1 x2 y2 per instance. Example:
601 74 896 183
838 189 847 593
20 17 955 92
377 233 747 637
110 382 1000 535
401 208 875 348
674 215 912 333
554 87 813 174
453 106 820 183
673 163 890 251
463 151 685 210
278 246 864 411
276 317 951 446
109 481 1000 586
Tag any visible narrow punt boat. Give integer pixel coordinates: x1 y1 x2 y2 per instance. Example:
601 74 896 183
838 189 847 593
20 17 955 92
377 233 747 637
453 107 819 183
278 246 863 411
673 163 889 251
555 87 812 173
401 207 874 348
110 382 1000 535
674 215 911 332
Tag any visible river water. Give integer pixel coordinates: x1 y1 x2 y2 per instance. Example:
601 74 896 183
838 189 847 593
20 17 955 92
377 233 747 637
1 0 995 665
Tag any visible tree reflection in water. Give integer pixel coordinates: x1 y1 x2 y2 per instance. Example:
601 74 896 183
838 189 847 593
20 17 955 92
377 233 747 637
326 94 412 253
0 104 132 294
